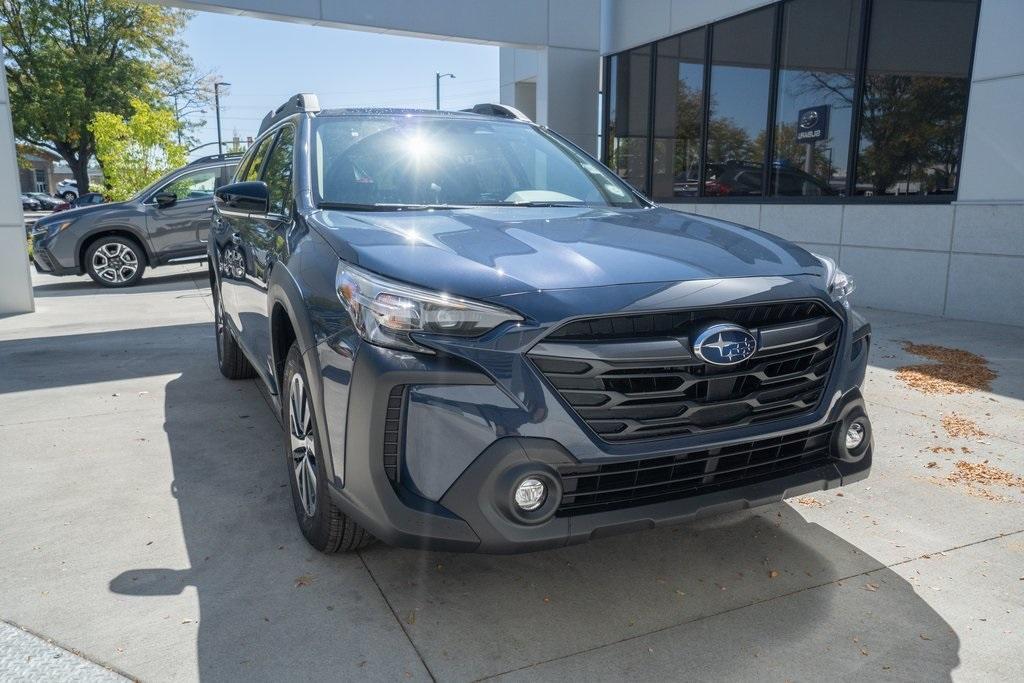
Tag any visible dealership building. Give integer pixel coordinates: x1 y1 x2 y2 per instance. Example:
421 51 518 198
1 0 1021 324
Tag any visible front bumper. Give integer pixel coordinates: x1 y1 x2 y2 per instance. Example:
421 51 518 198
31 242 80 276
318 312 873 554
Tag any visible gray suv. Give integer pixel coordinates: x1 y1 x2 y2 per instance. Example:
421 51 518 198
31 155 239 287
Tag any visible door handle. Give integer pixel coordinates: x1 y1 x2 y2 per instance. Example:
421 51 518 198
231 232 243 245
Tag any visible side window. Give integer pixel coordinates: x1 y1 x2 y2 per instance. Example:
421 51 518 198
159 169 218 202
241 135 275 181
262 126 295 216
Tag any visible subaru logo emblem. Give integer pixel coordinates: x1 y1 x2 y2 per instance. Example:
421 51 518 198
693 323 758 366
799 110 819 129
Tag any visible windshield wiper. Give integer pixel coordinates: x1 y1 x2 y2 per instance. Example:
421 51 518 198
473 201 586 208
319 202 474 211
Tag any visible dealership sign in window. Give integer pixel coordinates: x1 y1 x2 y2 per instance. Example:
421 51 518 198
796 106 829 143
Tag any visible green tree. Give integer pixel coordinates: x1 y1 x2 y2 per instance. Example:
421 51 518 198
90 98 185 200
1 0 205 192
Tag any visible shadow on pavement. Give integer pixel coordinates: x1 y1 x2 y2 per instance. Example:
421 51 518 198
1 318 959 680
89 321 959 681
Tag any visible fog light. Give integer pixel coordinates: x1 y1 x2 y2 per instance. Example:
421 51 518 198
845 422 866 450
514 478 546 511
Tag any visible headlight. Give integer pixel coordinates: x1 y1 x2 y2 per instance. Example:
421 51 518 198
32 219 74 238
336 262 523 353
813 253 855 307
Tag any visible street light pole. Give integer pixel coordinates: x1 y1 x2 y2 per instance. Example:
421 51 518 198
435 72 455 110
213 81 230 156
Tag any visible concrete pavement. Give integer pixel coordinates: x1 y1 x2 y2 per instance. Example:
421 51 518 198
1 264 1022 681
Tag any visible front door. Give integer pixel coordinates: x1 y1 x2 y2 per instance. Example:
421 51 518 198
146 167 220 258
234 124 296 384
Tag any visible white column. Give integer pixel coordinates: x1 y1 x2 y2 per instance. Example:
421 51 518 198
536 46 601 155
0 36 35 315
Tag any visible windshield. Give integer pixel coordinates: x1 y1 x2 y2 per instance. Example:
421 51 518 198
313 115 644 209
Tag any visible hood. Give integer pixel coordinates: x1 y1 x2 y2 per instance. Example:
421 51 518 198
35 200 128 226
312 206 822 299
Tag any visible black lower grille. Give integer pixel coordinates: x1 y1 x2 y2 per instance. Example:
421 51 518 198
556 423 836 515
529 301 840 442
383 386 406 484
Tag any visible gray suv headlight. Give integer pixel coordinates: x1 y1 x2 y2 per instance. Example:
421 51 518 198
336 262 523 353
32 219 74 238
813 253 855 307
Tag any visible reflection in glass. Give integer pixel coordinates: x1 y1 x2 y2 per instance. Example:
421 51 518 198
705 7 775 197
854 0 977 196
606 47 651 193
263 126 295 216
651 29 705 200
771 0 861 196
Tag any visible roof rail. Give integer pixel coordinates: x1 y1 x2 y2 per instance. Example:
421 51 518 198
187 152 244 166
259 93 321 134
462 103 532 122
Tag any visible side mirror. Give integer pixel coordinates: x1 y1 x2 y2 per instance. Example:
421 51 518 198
215 181 269 215
154 192 177 208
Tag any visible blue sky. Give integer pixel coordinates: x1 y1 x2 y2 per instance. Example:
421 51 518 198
181 12 499 156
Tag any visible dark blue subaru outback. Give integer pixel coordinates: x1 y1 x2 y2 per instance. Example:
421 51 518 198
210 94 872 554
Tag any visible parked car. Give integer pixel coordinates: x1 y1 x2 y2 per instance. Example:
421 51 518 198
56 179 79 202
30 154 240 286
71 192 107 208
673 161 839 197
20 194 40 211
26 192 66 211
209 94 873 554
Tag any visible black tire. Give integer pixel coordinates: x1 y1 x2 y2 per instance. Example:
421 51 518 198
212 278 256 380
282 343 374 553
61 191 76 202
84 235 147 288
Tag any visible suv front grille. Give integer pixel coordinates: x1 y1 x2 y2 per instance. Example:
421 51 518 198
529 301 840 442
556 423 835 515
546 301 828 342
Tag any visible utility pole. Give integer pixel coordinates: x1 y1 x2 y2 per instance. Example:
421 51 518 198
214 81 230 156
435 72 455 110
173 94 182 145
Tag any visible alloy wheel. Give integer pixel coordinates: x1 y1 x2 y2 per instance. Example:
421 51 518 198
91 242 139 284
288 373 317 517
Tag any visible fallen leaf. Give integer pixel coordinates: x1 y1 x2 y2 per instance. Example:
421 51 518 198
768 570 780 579
294 574 314 588
864 582 878 592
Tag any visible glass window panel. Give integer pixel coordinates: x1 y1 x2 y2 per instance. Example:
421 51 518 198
159 169 218 201
241 135 274 182
263 126 295 216
854 0 978 196
605 46 651 193
771 0 861 197
651 29 706 200
705 7 775 197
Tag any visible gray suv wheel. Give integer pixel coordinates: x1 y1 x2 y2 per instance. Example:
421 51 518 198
84 236 146 287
